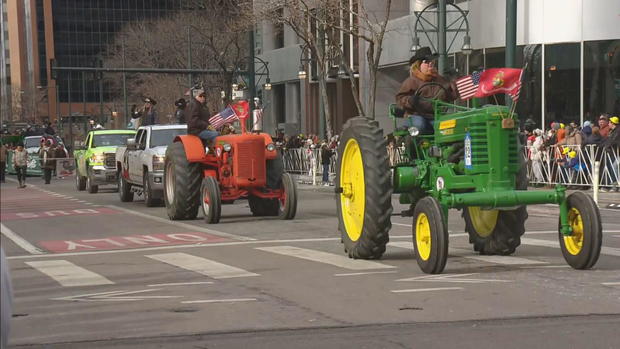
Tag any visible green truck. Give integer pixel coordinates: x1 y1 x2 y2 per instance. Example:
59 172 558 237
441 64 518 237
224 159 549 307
74 129 136 193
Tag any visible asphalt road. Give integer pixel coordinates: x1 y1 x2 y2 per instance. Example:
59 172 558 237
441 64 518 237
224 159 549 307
1 176 619 348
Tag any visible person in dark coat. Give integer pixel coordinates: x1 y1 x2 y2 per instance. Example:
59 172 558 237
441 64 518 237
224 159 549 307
186 87 218 143
174 98 187 124
39 139 56 184
600 116 620 191
395 47 458 134
141 97 158 126
320 143 333 186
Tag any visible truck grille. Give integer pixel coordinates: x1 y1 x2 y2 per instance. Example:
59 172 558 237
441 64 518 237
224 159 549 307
104 153 116 169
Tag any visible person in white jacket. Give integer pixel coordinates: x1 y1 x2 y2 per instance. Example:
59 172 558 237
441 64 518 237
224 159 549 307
529 129 545 183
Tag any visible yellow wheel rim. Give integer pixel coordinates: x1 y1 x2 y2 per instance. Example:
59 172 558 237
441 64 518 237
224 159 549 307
340 138 365 242
563 208 584 255
468 206 499 238
415 213 432 261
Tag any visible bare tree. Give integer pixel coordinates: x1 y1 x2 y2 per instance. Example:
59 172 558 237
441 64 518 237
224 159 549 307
103 0 254 121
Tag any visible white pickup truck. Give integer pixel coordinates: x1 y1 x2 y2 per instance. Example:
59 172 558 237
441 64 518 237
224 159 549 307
116 124 187 206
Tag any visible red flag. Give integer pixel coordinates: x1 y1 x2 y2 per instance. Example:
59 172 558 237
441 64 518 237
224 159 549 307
474 68 523 100
232 100 250 120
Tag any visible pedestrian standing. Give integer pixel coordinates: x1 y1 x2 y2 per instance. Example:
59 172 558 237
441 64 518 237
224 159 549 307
13 144 28 188
320 143 333 186
174 98 187 124
0 143 7 183
141 97 158 126
39 140 56 184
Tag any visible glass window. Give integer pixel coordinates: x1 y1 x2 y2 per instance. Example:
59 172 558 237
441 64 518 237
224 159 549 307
545 43 580 126
584 40 620 121
92 133 134 147
149 128 187 147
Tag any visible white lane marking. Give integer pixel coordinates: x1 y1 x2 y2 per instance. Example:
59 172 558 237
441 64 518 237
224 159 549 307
0 223 46 255
522 238 620 257
334 271 398 277
389 241 545 265
396 273 511 283
256 246 396 270
51 289 181 302
391 287 463 293
520 265 570 269
26 260 114 287
69 198 80 201
602 282 620 286
148 281 214 287
181 298 256 304
147 252 259 279
449 247 547 265
106 205 255 241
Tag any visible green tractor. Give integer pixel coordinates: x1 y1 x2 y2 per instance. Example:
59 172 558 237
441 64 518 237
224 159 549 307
335 83 602 274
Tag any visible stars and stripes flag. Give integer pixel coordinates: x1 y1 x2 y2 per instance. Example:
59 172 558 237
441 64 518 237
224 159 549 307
209 106 238 129
455 71 482 100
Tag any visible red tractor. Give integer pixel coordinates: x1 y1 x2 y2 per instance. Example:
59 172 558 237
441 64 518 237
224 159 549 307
163 118 297 224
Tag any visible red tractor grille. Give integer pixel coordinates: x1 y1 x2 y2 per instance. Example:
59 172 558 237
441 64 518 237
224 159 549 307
235 139 266 187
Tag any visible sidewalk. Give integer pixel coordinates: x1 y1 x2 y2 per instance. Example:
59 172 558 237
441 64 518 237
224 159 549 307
293 174 620 209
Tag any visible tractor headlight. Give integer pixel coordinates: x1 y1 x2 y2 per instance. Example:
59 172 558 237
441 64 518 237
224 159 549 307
152 155 165 171
266 143 276 152
408 127 420 137
223 143 232 152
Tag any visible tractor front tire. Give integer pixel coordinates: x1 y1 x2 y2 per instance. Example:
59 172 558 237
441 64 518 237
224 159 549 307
336 117 392 260
413 196 448 274
278 172 297 220
164 142 201 220
201 176 221 224
559 192 602 269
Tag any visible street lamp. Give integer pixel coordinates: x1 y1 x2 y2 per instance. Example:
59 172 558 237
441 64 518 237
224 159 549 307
411 0 471 73
298 44 312 80
264 78 272 91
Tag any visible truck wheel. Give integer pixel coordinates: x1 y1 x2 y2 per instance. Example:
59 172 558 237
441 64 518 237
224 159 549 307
413 196 448 274
201 176 221 224
75 172 86 191
118 172 133 202
143 172 160 207
86 169 98 194
559 192 602 269
336 117 392 259
278 172 297 220
463 157 528 255
164 142 201 220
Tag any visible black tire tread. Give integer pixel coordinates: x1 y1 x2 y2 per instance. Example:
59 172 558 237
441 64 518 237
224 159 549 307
164 142 201 220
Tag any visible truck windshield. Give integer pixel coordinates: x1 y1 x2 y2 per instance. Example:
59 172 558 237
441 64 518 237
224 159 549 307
92 134 134 147
24 137 42 148
150 128 187 147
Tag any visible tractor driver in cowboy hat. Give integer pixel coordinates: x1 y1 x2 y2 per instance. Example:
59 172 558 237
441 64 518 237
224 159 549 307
395 47 458 134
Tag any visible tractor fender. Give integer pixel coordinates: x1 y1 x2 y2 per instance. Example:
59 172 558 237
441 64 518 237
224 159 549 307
203 169 217 178
174 135 207 162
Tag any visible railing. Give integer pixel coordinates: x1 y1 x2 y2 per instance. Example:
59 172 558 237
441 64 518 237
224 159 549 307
281 144 620 188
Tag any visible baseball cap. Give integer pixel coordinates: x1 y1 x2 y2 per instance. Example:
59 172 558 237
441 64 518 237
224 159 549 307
562 147 570 155
610 116 619 124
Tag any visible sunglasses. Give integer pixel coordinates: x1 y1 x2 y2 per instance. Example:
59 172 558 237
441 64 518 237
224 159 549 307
421 60 435 65
198 94 206 98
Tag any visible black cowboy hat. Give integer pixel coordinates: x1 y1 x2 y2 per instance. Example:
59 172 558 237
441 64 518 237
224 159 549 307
174 98 186 107
144 97 157 105
408 46 438 65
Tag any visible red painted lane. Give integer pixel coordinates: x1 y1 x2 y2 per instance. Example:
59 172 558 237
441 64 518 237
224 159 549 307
1 207 120 221
38 232 230 253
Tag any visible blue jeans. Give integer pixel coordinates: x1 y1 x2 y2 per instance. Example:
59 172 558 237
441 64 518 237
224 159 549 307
408 115 434 135
198 129 219 143
322 163 330 183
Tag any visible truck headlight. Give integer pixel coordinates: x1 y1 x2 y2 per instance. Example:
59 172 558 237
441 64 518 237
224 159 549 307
266 143 276 152
90 154 104 163
408 127 420 137
223 143 232 152
153 155 165 171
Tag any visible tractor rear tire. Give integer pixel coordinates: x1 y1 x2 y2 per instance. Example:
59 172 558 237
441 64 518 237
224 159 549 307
463 148 528 255
336 117 392 260
201 176 221 224
164 142 201 220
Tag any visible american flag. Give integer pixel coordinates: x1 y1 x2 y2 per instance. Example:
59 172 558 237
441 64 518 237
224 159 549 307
209 106 238 129
455 71 482 100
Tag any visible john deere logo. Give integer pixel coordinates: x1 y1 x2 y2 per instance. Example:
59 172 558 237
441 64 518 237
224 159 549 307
492 71 505 87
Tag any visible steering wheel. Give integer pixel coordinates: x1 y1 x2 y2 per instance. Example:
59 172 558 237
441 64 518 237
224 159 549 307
412 82 450 108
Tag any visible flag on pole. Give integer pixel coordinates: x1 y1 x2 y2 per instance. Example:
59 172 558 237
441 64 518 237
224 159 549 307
455 71 482 100
474 68 523 100
209 106 238 129
231 100 250 119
